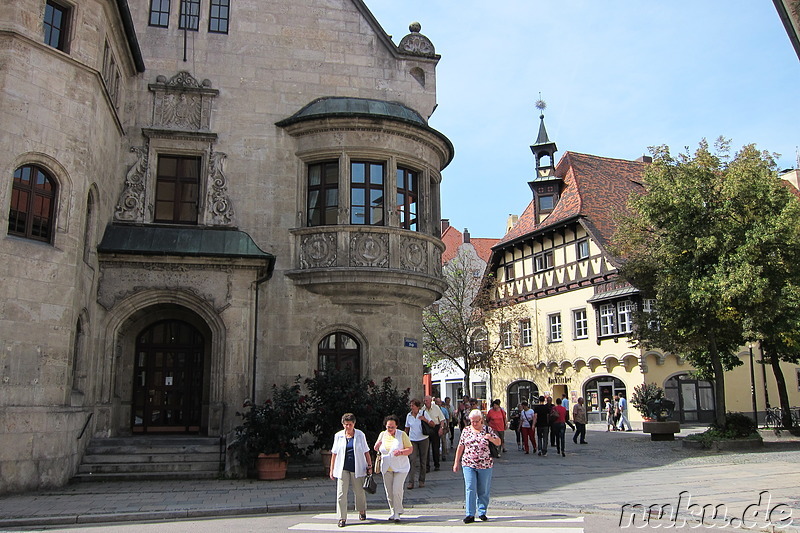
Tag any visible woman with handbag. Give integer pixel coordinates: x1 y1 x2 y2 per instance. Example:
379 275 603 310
485 399 507 454
404 398 433 489
374 414 413 523
453 409 502 523
329 413 372 528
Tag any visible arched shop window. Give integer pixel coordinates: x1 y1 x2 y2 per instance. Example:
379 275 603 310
665 374 715 423
583 376 626 413
507 380 539 410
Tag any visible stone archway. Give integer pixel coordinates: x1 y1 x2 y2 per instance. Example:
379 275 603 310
99 290 228 437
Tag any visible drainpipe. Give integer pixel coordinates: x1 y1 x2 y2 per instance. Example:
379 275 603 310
251 266 273 403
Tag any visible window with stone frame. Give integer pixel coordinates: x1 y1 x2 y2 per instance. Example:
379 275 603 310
396 167 418 231
8 164 57 243
500 322 512 349
153 155 201 224
179 0 200 30
102 40 121 108
519 318 532 346
599 302 616 336
44 0 71 52
350 161 384 225
471 328 489 355
318 332 360 379
149 0 170 27
208 0 229 33
548 313 562 342
573 308 589 339
307 161 339 226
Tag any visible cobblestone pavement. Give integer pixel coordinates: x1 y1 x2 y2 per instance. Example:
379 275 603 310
1 424 798 530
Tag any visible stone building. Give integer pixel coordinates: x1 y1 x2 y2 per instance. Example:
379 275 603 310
0 0 452 492
486 113 800 424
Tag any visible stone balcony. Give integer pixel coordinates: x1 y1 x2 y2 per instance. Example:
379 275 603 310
286 226 446 306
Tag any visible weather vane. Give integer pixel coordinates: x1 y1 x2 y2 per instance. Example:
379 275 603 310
535 93 546 115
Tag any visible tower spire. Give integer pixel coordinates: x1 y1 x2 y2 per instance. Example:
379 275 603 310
530 97 558 180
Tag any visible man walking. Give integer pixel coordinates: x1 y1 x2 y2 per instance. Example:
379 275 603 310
437 397 450 461
572 397 588 444
618 392 633 431
533 396 552 456
423 395 446 471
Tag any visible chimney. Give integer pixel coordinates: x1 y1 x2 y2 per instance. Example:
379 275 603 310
636 155 653 163
506 214 518 232
463 228 470 244
441 219 450 233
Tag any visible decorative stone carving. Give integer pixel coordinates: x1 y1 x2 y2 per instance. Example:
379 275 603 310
300 232 337 269
207 151 235 225
149 71 218 132
350 232 388 268
400 236 427 273
398 23 436 58
114 146 148 222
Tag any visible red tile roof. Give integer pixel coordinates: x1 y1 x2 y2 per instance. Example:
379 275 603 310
441 225 500 264
497 152 647 247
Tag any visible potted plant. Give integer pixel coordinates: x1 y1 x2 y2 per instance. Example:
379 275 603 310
631 382 665 420
229 377 310 480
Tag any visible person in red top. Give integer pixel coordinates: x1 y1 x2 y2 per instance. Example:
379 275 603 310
551 397 568 457
485 399 507 454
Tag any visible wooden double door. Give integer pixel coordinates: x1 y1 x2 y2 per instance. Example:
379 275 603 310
132 320 204 433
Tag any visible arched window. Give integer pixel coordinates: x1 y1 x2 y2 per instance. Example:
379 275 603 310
507 380 538 410
665 374 715 423
8 164 57 242
318 332 360 378
583 375 626 413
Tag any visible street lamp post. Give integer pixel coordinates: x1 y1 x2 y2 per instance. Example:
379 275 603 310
748 344 758 424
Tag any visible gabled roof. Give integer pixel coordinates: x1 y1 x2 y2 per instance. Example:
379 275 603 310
441 226 499 264
497 152 647 248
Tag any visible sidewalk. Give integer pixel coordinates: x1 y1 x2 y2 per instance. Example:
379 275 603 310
1 424 798 529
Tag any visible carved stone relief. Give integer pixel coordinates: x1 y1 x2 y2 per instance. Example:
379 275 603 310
399 236 427 273
150 71 217 132
206 151 235 225
114 146 148 222
398 23 436 58
349 232 388 268
300 232 337 269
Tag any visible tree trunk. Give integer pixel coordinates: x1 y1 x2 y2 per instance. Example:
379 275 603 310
462 366 471 398
709 333 727 427
767 348 793 429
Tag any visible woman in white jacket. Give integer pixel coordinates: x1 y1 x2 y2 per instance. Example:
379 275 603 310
329 413 372 528
374 414 413 523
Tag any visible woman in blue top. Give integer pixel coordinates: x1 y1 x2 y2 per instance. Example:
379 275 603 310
330 413 372 528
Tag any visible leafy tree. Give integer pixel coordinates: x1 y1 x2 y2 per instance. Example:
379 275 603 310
423 249 523 396
718 145 800 429
613 139 753 426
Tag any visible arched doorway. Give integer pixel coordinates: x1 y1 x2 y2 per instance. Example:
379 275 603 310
583 376 626 415
665 374 715 423
132 319 205 433
507 380 539 410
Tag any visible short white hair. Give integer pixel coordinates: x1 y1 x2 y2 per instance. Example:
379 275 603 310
468 409 483 420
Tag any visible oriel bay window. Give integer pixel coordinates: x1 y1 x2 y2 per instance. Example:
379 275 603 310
307 161 339 226
396 167 418 231
154 155 201 224
350 161 384 225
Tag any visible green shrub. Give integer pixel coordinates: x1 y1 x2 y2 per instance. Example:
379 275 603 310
685 412 759 446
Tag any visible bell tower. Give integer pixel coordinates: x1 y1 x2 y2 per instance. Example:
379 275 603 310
527 99 563 223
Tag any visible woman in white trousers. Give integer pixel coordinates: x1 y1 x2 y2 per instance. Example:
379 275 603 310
374 414 413 523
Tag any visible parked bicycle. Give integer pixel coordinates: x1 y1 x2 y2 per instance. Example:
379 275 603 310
763 406 800 428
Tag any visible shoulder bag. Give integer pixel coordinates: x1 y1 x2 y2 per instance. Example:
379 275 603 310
484 426 500 458
419 410 433 436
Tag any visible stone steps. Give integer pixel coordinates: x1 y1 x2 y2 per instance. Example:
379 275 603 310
73 436 223 482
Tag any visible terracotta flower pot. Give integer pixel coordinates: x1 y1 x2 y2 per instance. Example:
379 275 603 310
256 453 288 480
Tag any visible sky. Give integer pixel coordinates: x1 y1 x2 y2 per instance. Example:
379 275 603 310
366 1 800 238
